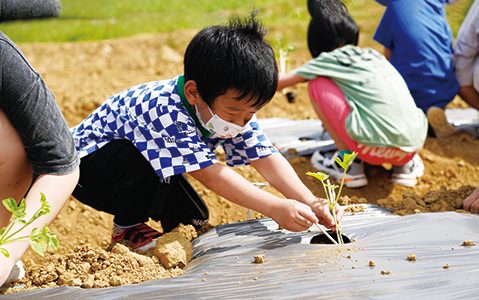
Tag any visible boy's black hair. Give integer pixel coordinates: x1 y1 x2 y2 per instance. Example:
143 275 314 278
184 14 278 108
306 0 359 57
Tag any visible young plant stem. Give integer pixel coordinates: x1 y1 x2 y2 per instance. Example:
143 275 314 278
326 180 343 245
3 216 36 242
1 235 31 245
333 170 348 245
314 223 338 245
0 222 15 242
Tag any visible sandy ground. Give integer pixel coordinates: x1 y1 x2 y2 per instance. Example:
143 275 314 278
6 32 479 290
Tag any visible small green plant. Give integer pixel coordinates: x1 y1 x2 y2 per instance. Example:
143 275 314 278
273 37 295 76
306 151 358 245
0 193 59 258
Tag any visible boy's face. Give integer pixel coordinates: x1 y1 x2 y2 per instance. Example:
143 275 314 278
196 89 259 127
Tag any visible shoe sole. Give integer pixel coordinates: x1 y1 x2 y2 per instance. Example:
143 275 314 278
135 238 158 252
391 157 425 187
3 261 25 286
427 107 456 138
311 160 368 188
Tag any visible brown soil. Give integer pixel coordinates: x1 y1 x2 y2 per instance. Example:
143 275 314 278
6 32 479 291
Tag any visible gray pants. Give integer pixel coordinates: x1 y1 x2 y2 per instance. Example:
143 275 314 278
0 32 78 175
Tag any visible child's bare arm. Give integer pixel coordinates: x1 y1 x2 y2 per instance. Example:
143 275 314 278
250 154 341 229
189 163 319 232
459 86 479 110
277 72 306 91
0 168 79 287
383 47 391 60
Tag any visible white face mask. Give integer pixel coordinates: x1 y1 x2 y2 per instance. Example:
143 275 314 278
195 105 245 138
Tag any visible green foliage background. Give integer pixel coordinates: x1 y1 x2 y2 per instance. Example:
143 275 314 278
0 0 473 45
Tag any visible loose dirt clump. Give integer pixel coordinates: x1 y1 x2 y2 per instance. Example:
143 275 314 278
377 185 475 215
380 270 391 275
406 253 417 262
153 232 192 269
253 255 265 264
461 240 476 247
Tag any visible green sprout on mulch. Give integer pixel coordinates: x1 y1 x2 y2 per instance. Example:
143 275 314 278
306 151 358 245
0 193 59 257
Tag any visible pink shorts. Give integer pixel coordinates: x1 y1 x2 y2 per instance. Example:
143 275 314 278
308 77 415 166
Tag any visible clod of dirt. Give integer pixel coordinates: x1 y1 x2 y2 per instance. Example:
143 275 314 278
368 260 375 267
338 196 368 206
461 240 476 247
406 253 417 261
172 223 198 241
380 270 391 275
154 231 192 269
253 255 265 264
345 204 365 214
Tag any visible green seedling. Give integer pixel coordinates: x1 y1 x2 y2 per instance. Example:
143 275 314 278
0 193 59 258
306 151 358 245
272 36 295 76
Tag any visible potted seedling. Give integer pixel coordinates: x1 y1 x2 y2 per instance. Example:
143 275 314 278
306 151 358 245
0 193 59 258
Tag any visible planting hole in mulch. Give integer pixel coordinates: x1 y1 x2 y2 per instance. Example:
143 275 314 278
310 231 351 244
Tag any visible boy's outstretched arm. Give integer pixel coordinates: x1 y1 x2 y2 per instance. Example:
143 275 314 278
277 73 306 91
189 163 319 232
250 154 342 230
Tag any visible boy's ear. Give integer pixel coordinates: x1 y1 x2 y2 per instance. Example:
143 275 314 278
184 80 201 105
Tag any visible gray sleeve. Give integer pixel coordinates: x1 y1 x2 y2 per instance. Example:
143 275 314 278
0 32 79 175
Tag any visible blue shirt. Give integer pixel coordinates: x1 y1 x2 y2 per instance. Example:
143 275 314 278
71 76 277 180
374 0 459 111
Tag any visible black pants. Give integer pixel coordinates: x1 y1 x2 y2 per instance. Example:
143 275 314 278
72 139 209 232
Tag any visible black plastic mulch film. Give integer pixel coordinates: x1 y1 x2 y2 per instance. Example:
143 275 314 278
4 205 479 299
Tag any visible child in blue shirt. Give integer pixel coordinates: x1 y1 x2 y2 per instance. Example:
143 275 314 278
373 0 459 113
71 16 341 251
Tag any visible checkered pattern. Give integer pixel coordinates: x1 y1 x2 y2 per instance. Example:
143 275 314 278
71 76 278 180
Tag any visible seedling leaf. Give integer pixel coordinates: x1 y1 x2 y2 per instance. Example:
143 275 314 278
0 247 9 258
306 171 329 182
0 194 59 258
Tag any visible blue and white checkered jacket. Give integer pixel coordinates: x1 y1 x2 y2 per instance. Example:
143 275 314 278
71 76 277 180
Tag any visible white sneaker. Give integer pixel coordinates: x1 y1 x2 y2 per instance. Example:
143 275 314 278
311 150 368 188
391 154 425 187
3 260 25 286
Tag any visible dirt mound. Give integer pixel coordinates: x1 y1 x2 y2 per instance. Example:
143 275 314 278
2 224 198 294
378 185 475 215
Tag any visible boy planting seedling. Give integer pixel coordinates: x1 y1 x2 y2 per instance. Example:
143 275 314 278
71 14 343 252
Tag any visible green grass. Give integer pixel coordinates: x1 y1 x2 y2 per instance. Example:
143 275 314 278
0 0 473 43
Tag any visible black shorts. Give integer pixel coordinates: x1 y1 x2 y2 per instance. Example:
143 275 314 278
72 139 209 232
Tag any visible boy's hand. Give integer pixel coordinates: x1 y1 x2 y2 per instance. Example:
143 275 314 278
310 198 344 231
272 199 319 232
